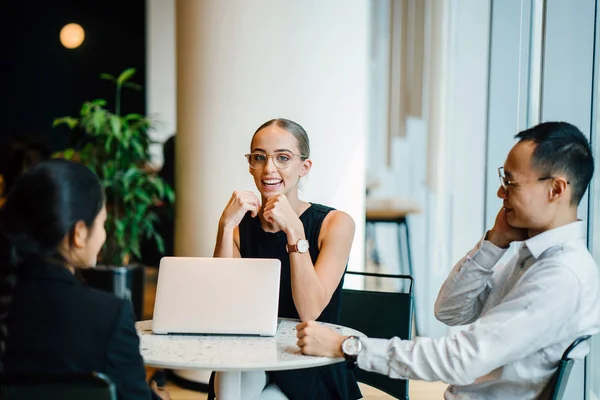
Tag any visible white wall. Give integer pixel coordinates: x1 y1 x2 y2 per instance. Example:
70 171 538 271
366 0 491 338
484 0 524 271
445 0 491 266
146 0 177 167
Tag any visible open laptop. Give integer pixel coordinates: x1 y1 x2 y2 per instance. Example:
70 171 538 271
152 257 281 336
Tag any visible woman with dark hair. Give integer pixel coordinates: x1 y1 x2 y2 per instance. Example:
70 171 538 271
210 119 361 399
0 159 170 400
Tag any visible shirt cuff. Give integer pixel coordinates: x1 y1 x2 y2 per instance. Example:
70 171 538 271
357 337 397 376
470 231 508 269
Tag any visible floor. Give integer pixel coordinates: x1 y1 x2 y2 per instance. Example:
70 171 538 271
159 381 447 400
142 268 447 399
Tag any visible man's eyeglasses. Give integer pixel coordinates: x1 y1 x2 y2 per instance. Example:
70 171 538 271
245 152 307 170
498 166 569 191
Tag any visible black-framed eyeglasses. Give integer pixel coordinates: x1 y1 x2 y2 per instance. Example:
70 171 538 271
245 152 307 170
498 166 570 191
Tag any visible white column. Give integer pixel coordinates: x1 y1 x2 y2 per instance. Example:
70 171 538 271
175 0 368 270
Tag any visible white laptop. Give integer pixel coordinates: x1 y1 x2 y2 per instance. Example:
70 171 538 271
152 257 281 336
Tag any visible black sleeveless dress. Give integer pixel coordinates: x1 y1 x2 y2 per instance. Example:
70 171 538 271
208 203 362 400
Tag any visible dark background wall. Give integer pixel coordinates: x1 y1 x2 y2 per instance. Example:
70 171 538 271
1 0 146 152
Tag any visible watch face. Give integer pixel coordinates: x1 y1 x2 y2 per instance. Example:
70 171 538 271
342 337 362 356
297 239 309 253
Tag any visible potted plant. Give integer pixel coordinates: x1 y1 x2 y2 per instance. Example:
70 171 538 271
54 68 174 318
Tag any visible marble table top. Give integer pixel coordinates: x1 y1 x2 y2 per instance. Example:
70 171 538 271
136 319 364 372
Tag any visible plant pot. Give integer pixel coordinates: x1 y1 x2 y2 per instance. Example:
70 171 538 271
79 264 145 321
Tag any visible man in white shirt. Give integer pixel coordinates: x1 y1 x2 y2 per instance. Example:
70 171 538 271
296 121 600 399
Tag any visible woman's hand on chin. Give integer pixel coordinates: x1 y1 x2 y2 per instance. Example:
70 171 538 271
219 191 261 230
262 194 303 236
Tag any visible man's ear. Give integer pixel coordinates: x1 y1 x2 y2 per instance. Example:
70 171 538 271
549 177 569 201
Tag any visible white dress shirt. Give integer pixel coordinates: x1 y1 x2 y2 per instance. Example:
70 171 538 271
356 221 600 399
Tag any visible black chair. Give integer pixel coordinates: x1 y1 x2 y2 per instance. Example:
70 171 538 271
79 264 145 321
547 335 591 400
0 372 117 400
339 271 414 400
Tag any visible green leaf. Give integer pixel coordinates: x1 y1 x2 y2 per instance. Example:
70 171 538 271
104 135 114 152
117 68 136 85
135 190 153 204
143 219 156 238
90 99 107 107
130 245 141 260
131 140 144 158
100 73 116 82
115 219 125 235
135 204 149 220
101 164 110 180
109 115 122 137
124 113 144 122
53 117 79 129
123 167 139 181
123 82 142 91
165 185 175 203
81 102 91 117
151 177 165 197
154 234 165 254
92 110 107 134
62 148 76 160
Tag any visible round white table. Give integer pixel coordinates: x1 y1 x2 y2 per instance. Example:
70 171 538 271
135 319 363 400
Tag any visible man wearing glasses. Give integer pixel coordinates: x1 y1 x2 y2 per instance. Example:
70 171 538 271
297 121 600 399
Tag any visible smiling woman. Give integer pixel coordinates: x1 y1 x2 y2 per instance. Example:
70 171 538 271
210 118 361 400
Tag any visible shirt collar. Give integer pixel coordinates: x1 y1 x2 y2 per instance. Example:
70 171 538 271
523 220 586 259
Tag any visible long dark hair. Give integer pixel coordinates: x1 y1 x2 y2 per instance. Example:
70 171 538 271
0 159 105 366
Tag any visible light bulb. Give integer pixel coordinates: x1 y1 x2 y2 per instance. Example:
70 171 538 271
60 23 85 49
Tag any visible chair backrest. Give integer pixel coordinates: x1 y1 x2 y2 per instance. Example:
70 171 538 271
0 372 117 400
339 271 414 400
547 335 591 400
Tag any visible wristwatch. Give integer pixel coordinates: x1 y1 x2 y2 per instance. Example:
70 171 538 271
286 238 309 253
342 336 362 368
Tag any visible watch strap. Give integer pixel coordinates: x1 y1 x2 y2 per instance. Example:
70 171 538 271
286 243 299 253
344 353 358 369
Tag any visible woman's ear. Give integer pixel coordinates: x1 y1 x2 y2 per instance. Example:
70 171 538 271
300 159 312 177
71 220 89 249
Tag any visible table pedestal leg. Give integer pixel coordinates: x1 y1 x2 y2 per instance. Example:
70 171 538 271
215 371 242 400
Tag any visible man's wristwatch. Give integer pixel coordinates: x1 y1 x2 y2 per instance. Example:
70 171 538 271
286 238 309 253
342 336 362 368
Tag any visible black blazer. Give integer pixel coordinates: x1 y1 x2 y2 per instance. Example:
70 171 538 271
2 260 157 400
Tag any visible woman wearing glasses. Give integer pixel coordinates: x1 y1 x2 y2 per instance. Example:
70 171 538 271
211 118 361 399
